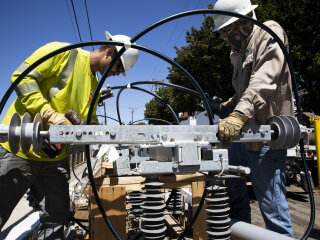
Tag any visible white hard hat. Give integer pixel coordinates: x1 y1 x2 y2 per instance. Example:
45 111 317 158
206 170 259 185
105 31 139 76
213 0 258 32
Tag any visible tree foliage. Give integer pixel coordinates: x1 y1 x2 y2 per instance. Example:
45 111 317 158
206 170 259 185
253 0 320 114
145 1 320 123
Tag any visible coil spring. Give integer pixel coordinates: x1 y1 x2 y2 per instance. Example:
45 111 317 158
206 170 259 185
167 188 183 215
127 191 143 234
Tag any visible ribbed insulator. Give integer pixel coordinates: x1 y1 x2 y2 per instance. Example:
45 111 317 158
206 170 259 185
141 177 166 240
167 188 183 215
205 185 231 240
127 191 144 217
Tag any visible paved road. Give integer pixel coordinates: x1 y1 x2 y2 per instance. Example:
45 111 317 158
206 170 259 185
250 184 320 240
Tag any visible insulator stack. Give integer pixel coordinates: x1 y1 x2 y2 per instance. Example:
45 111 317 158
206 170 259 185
127 191 144 216
167 188 183 215
127 191 144 235
141 177 166 240
0 112 43 154
205 185 231 240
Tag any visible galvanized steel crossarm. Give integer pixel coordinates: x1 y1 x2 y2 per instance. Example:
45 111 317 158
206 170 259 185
47 125 271 145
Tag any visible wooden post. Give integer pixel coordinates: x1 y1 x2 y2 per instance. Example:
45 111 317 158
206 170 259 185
192 181 207 240
90 186 126 240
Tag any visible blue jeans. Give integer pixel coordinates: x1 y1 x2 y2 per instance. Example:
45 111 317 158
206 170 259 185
226 143 293 237
0 146 70 239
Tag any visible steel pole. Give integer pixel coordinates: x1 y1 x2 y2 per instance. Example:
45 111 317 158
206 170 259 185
230 220 293 240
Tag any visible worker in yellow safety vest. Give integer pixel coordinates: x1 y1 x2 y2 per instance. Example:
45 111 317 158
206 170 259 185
0 31 139 239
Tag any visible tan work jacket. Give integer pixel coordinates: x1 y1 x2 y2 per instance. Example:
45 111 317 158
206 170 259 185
229 21 295 150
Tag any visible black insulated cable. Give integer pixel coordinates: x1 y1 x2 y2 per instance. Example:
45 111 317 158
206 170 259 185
0 9 315 240
114 86 179 125
130 118 173 125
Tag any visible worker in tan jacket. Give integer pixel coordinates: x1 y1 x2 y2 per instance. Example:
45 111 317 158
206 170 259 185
213 0 294 237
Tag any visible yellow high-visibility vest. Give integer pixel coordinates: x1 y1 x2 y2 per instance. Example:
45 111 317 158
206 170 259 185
1 42 100 161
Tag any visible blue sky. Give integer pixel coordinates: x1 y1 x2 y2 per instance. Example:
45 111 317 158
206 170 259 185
0 0 215 124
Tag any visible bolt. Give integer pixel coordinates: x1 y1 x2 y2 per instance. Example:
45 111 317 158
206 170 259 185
172 163 178 171
110 130 116 137
161 133 167 141
260 130 266 137
76 131 82 138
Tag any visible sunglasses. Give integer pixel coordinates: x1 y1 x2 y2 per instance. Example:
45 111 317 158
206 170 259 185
218 23 234 34
116 61 124 73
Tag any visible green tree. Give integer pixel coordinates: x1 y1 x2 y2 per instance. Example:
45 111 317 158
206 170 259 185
253 0 320 114
145 1 320 123
145 4 234 123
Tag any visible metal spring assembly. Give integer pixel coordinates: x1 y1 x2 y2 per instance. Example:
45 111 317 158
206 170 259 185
127 191 144 235
206 184 231 240
167 188 183 215
141 177 166 240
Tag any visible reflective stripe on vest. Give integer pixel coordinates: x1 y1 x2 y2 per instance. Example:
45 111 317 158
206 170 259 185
15 82 41 96
15 63 43 96
45 49 78 101
16 63 43 82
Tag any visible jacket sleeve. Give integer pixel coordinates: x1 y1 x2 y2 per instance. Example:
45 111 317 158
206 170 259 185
12 42 69 116
234 23 289 118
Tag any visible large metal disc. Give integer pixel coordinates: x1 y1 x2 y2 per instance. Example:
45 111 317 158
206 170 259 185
20 113 33 154
280 116 295 149
32 113 43 154
267 116 286 149
8 113 21 154
286 116 301 148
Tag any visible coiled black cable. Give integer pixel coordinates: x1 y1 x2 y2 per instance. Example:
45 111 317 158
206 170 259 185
130 118 173 125
0 9 314 240
114 85 180 125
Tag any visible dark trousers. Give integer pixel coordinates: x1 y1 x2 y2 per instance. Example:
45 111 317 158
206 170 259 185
0 146 70 240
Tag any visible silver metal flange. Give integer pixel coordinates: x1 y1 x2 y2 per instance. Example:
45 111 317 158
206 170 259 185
267 115 301 149
8 113 21 154
32 113 43 154
286 116 301 148
20 112 33 154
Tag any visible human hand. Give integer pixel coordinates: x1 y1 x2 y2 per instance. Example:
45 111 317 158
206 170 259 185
42 108 72 126
218 111 248 145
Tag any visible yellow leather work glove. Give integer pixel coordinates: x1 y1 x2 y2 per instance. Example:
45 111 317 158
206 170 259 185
42 108 72 126
218 111 248 145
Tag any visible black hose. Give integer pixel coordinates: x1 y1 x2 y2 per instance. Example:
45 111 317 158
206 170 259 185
130 118 173 125
0 9 314 240
177 183 208 240
69 216 89 233
114 85 179 125
71 153 86 183
96 114 124 124
109 81 199 126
